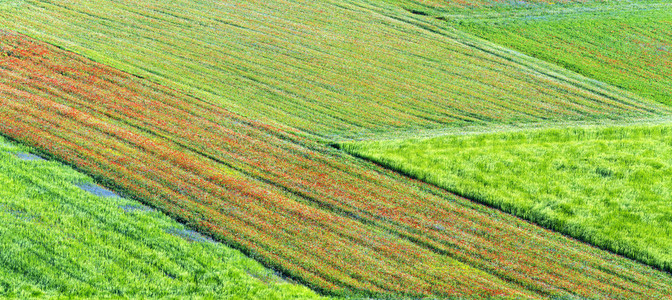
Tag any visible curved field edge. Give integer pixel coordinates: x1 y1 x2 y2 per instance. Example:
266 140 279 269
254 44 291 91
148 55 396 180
339 123 672 273
3 31 672 298
0 0 669 139
381 0 669 20
0 136 321 299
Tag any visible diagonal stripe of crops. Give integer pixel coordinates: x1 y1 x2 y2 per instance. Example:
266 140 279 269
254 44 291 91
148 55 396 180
2 32 672 298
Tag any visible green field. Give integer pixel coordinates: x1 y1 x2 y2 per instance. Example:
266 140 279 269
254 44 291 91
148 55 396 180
0 136 320 299
383 0 672 105
459 5 672 105
3 0 672 298
384 0 628 10
341 123 672 272
3 28 672 298
385 0 667 16
1 0 667 138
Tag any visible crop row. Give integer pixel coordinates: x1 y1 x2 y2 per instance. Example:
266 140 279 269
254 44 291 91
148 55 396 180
2 32 672 298
380 0 662 12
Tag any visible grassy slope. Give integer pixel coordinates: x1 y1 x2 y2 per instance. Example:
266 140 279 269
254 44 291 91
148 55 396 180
460 6 672 105
347 0 672 273
2 0 672 297
0 136 319 299
3 32 672 298
385 0 672 105
340 124 672 272
0 0 668 138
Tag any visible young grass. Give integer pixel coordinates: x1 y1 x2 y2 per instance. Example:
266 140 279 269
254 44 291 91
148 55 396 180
458 6 672 105
341 123 672 272
0 136 321 299
382 0 668 16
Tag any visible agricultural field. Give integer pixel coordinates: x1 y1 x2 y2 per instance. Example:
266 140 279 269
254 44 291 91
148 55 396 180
2 0 672 298
0 136 319 298
0 0 667 138
384 0 672 105
3 31 672 298
458 5 672 105
341 123 672 273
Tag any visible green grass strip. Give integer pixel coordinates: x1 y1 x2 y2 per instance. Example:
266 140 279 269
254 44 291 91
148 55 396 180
0 135 321 299
341 123 672 272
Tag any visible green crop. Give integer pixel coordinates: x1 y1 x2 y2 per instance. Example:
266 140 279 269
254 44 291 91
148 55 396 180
2 0 672 297
381 0 672 106
459 5 672 105
341 123 672 272
3 32 671 298
0 136 321 299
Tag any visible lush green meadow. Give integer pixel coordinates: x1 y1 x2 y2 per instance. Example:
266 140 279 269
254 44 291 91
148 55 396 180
459 5 672 105
0 136 320 298
0 0 666 138
3 31 672 298
341 124 672 272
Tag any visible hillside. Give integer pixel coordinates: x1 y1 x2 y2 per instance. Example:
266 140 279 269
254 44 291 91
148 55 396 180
341 123 672 272
0 136 319 298
2 0 672 298
0 0 668 138
385 0 672 105
2 32 672 298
